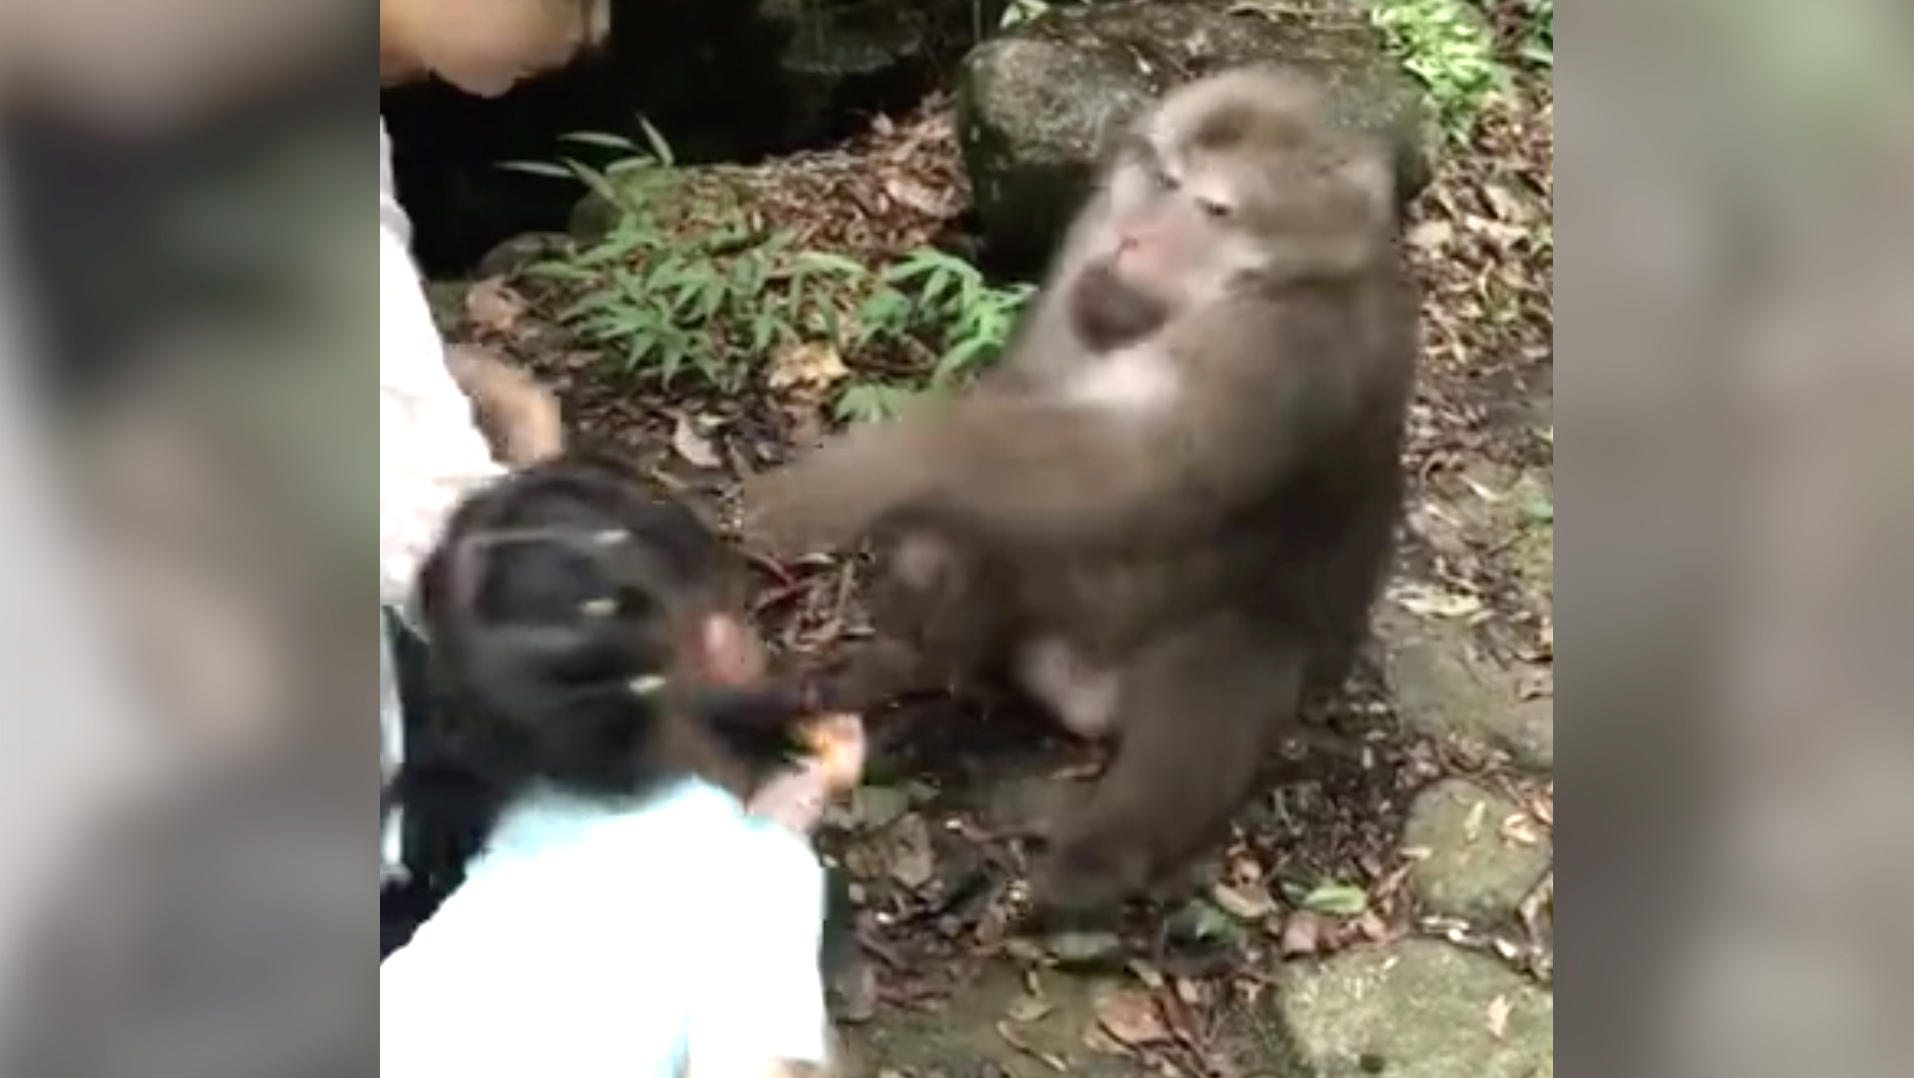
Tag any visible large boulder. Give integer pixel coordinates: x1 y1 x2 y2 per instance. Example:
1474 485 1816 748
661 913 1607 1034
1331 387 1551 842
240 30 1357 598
956 0 1430 273
1265 939 1554 1078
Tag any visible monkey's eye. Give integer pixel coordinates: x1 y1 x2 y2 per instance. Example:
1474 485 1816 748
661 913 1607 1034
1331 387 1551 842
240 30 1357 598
1194 196 1235 220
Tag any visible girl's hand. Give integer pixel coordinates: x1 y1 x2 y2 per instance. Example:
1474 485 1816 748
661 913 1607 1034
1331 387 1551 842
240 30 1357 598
746 713 866 835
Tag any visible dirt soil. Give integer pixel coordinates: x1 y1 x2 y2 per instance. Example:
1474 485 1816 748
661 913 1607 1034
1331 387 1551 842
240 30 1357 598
432 32 1554 1078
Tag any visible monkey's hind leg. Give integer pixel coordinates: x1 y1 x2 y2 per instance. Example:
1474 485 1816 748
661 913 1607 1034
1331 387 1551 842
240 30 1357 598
1030 621 1306 913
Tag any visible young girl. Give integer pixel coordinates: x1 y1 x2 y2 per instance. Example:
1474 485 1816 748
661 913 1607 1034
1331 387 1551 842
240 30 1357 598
378 24 851 1072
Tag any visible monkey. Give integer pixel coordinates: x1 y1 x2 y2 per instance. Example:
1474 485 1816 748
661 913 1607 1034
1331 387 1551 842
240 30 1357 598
445 343 565 467
742 65 1418 914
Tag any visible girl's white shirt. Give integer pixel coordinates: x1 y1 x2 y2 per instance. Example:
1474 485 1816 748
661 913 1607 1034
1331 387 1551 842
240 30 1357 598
379 119 503 610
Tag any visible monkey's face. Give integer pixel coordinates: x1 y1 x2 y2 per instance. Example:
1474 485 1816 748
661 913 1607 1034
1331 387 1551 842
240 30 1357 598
1071 135 1282 344
401 0 605 97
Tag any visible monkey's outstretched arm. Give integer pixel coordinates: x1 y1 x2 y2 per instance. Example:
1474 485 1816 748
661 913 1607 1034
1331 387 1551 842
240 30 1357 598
746 311 1350 554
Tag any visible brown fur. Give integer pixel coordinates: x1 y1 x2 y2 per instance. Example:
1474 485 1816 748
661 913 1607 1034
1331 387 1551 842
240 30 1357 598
743 66 1417 912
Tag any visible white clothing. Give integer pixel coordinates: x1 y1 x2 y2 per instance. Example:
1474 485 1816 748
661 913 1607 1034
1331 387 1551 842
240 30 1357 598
379 118 503 879
380 780 831 1078
379 119 503 609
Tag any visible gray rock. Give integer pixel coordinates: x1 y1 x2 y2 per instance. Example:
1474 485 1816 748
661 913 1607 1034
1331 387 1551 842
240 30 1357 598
840 963 1136 1077
956 0 1429 271
1391 629 1555 772
1266 939 1553 1078
1403 779 1551 924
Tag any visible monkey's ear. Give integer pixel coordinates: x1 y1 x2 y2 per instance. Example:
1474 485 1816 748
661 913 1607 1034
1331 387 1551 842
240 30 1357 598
1089 100 1151 172
1260 147 1398 284
1335 146 1398 232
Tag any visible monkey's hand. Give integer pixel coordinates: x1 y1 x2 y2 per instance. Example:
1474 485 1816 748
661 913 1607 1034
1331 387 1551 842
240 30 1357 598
741 432 931 555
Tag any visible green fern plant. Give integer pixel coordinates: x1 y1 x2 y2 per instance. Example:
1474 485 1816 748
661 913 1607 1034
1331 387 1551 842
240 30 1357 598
1520 0 1553 71
1369 0 1511 141
502 125 1036 417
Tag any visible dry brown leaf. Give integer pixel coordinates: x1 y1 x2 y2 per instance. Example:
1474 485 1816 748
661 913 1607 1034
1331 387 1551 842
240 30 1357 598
1351 911 1387 944
1211 881 1276 922
465 277 527 334
1408 219 1456 251
1393 582 1485 620
1486 994 1513 1040
765 340 851 394
1093 989 1171 1048
1279 911 1326 957
1006 996 1055 1023
669 413 723 469
882 175 954 217
1127 959 1166 990
1500 812 1546 847
995 1021 1068 1072
1464 799 1490 842
882 815 936 890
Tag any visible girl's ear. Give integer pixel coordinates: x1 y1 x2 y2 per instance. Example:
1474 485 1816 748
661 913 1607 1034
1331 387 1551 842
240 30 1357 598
696 613 764 685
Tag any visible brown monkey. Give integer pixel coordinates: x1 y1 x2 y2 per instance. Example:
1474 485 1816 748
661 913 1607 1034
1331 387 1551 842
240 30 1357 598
445 343 565 467
743 66 1417 913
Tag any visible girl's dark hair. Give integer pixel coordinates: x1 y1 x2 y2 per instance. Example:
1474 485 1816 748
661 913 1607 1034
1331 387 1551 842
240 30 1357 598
387 450 809 874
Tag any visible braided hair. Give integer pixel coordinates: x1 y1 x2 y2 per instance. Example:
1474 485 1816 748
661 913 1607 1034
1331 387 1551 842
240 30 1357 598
388 450 811 865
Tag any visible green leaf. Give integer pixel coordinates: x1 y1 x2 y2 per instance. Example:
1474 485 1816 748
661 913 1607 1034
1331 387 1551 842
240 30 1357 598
749 313 780 353
497 160 576 181
1524 499 1555 524
522 260 593 283
1298 882 1370 917
880 249 951 284
561 130 641 152
933 337 995 384
622 332 660 371
1180 900 1240 940
635 116 676 168
696 278 729 322
566 160 624 212
556 289 627 322
795 251 869 279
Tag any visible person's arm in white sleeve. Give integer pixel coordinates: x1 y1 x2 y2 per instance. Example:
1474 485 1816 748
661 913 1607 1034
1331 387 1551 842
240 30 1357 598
379 120 502 609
